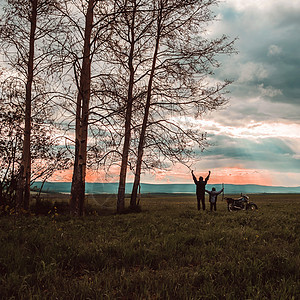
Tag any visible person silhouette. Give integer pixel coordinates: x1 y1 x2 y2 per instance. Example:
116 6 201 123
191 170 211 210
205 187 224 212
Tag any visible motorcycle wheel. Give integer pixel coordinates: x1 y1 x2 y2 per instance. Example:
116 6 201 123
247 203 258 210
227 203 234 212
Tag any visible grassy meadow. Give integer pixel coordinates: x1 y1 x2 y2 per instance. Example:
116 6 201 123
0 193 299 299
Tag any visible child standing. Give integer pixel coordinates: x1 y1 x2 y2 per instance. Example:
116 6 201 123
205 187 224 211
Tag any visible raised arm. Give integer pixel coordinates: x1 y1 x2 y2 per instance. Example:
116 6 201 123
191 170 197 184
216 188 224 195
205 171 211 183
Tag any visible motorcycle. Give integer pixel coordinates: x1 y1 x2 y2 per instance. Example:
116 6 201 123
225 194 258 211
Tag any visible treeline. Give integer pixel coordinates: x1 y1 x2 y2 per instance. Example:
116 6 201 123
0 0 235 215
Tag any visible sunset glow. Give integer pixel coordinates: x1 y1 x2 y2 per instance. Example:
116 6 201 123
41 0 300 189
51 166 274 187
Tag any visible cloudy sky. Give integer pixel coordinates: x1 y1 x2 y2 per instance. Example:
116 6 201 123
2 0 297 187
138 0 300 187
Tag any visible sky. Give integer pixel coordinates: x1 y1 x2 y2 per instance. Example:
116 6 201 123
135 0 300 187
1 0 298 187
53 0 300 187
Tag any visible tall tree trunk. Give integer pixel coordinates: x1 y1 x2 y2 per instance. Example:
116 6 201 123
16 0 37 212
130 10 162 207
70 0 94 216
117 2 136 213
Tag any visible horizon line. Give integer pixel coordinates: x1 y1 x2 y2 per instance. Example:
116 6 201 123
34 181 300 188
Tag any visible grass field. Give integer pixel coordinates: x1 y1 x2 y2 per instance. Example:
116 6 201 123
0 193 299 299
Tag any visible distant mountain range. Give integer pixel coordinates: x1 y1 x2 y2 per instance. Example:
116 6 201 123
31 182 300 194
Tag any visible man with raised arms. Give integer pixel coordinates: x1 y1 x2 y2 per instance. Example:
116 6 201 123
191 170 211 211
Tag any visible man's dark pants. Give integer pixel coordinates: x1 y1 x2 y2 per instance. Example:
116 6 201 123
210 202 217 211
197 194 205 210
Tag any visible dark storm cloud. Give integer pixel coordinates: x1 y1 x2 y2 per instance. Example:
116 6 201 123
198 134 300 173
212 1 300 108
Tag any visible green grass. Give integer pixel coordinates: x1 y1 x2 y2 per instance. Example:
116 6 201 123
0 194 299 299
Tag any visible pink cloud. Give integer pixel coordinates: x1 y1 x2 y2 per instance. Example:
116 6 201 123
49 165 297 187
50 167 119 183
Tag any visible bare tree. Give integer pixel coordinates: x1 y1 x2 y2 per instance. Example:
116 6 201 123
103 0 234 210
105 0 160 212
69 0 95 216
128 0 235 207
116 0 137 212
15 0 37 211
0 71 71 212
52 0 120 216
129 0 163 208
0 0 62 211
